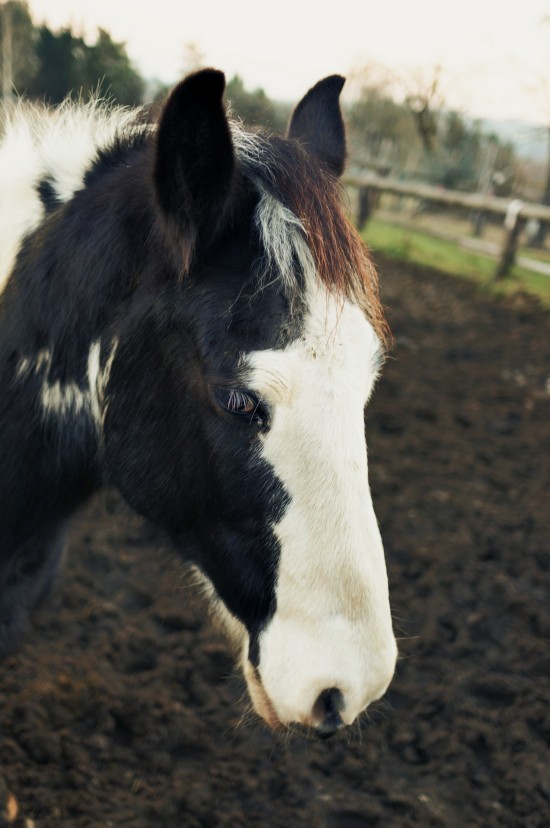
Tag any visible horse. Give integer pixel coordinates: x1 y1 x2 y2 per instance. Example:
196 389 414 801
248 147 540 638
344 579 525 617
0 69 397 739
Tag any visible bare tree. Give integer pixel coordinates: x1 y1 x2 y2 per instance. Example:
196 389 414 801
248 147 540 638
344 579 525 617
402 65 443 155
523 16 550 245
346 61 420 170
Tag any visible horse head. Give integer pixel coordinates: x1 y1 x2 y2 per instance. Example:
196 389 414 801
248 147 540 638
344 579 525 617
102 70 397 737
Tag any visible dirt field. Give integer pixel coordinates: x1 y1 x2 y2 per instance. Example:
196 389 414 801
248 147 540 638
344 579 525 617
1 258 549 828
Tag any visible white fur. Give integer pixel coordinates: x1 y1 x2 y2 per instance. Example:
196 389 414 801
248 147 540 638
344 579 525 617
16 348 50 379
95 339 118 431
40 379 89 417
87 341 102 424
0 99 145 297
16 347 89 418
81 338 118 426
244 284 396 727
253 190 312 291
15 340 116 425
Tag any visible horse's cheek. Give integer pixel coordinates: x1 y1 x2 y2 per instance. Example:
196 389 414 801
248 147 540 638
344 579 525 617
102 348 208 534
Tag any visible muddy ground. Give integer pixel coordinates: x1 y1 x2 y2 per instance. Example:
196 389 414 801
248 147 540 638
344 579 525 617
1 258 549 828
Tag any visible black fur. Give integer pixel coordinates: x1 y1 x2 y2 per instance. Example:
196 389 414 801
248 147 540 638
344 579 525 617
154 69 236 255
37 176 62 213
288 75 346 176
0 69 344 659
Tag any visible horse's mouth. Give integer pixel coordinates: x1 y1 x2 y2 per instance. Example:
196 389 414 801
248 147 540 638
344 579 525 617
243 661 349 739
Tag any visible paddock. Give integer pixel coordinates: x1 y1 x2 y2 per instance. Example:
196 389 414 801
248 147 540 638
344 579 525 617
1 256 548 828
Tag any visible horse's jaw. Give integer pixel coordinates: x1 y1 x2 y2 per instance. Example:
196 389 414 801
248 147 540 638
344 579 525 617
242 661 285 732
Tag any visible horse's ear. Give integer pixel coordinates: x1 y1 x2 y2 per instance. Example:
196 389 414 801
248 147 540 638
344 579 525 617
288 75 346 177
154 69 235 256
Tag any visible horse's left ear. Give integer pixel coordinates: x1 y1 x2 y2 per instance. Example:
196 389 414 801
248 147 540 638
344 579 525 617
288 75 346 177
154 69 235 256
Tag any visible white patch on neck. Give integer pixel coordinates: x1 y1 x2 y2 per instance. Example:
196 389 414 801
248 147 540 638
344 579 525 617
243 283 395 727
16 348 50 379
15 347 88 417
91 338 118 431
15 339 117 427
85 338 118 428
40 379 89 416
87 341 102 423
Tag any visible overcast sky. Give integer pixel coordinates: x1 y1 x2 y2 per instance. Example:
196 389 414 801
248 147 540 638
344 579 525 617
27 0 550 123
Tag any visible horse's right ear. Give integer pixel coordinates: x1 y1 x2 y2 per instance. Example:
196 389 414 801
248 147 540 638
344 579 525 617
154 69 235 261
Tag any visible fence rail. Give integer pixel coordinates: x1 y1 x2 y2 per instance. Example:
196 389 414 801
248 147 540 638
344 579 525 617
344 172 550 278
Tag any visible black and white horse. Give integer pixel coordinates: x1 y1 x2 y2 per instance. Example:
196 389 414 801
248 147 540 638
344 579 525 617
0 70 397 738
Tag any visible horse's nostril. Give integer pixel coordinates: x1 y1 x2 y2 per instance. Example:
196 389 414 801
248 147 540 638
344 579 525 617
312 687 346 739
313 687 345 719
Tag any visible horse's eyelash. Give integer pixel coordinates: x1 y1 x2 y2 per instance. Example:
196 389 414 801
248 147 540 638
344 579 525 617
227 390 251 409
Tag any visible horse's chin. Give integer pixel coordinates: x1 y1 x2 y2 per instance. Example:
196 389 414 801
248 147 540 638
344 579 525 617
243 661 285 732
198 597 284 731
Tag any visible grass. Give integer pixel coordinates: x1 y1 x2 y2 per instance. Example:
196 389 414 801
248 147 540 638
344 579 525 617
363 218 550 309
519 245 550 265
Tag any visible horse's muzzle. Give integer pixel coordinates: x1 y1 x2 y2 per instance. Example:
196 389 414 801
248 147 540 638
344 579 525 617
244 662 357 737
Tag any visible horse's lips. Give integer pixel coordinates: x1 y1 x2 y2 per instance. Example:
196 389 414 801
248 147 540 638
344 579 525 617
243 661 285 732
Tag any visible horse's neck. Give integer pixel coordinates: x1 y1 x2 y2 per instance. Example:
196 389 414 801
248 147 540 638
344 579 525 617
0 299 101 648
0 334 102 553
0 175 152 555
0 121 163 562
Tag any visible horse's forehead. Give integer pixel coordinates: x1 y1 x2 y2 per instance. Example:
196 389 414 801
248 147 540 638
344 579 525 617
244 288 383 404
191 251 306 357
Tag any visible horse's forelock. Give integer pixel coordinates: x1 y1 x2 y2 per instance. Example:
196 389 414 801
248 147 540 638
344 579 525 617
232 127 389 346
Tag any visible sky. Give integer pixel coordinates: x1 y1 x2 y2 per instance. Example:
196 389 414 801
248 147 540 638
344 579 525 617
26 0 550 124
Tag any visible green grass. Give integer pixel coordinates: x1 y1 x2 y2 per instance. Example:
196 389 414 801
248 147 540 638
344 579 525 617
363 218 550 309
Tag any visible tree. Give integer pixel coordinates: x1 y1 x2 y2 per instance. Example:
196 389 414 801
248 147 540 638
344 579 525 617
225 74 288 131
29 25 144 105
346 63 420 170
83 28 144 105
517 14 550 245
403 66 443 155
529 122 550 246
1 3 144 106
27 25 83 103
439 111 482 190
0 1 37 100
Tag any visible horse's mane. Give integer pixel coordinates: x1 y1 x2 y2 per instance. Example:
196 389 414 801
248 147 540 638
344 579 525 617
0 97 386 343
0 96 150 199
0 97 151 295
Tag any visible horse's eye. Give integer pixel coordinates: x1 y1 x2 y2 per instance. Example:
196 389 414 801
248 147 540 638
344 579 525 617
213 388 264 422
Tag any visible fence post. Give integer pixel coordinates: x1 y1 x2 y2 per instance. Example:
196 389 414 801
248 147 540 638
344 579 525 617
472 210 486 237
494 200 523 280
357 186 376 230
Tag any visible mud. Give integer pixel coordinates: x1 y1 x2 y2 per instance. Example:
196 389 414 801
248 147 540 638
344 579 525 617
1 258 549 827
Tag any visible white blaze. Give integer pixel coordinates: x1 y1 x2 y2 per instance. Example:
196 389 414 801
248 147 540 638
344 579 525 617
245 285 397 726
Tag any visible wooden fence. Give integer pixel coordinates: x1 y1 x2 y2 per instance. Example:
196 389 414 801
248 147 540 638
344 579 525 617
344 172 550 279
